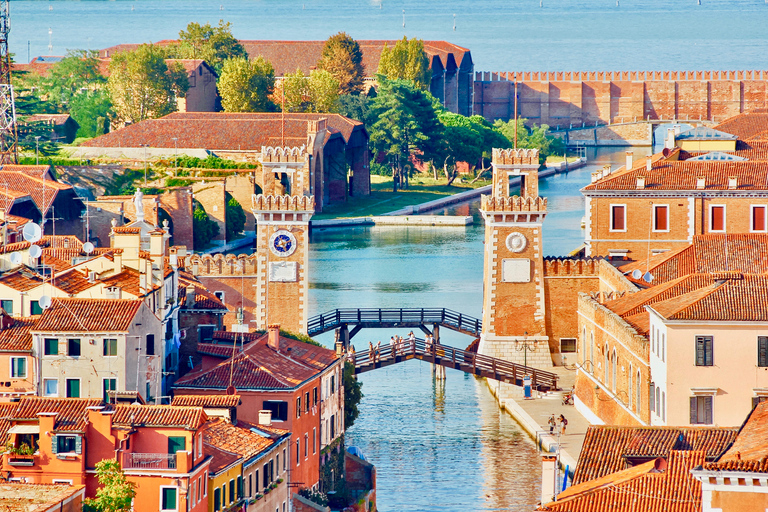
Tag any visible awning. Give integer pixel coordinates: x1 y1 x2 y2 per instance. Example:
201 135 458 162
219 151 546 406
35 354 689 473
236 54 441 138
8 424 39 435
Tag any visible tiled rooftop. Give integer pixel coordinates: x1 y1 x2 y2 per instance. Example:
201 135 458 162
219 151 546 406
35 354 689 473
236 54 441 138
0 317 36 352
675 126 737 140
715 111 768 140
573 425 737 484
0 267 45 292
204 441 242 474
202 418 281 462
33 298 143 332
12 397 102 432
171 394 241 408
110 404 207 430
0 483 84 512
708 401 768 467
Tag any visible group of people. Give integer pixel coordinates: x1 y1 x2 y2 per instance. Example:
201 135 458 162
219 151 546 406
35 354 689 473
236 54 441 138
345 331 441 364
548 414 568 436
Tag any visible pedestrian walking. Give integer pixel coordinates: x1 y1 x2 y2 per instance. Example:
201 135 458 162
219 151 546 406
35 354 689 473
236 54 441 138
559 414 568 435
368 341 374 363
548 414 556 435
350 345 356 364
375 340 381 362
390 336 396 356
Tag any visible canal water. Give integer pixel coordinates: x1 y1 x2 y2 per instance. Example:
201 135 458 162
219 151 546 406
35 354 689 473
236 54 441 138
309 147 643 511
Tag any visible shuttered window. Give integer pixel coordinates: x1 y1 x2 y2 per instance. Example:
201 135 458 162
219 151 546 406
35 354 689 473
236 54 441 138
758 337 768 367
690 396 714 424
752 206 767 232
696 336 714 366
710 206 725 231
653 205 669 231
611 205 626 231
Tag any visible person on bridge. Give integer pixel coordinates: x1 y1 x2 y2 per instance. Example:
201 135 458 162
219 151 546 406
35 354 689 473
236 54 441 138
559 414 568 435
349 345 356 364
375 340 381 362
390 336 396 356
368 341 374 363
409 331 415 352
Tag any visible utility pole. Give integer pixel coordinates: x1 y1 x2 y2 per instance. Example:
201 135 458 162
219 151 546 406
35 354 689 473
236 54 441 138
0 0 18 164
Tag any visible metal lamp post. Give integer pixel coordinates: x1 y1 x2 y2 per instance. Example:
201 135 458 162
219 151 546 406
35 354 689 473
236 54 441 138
34 136 40 165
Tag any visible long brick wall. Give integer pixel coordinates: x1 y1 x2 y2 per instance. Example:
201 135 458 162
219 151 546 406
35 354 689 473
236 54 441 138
474 70 768 125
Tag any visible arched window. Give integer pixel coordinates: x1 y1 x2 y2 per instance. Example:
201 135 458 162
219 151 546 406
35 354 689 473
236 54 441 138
628 363 633 409
582 327 587 365
604 346 610 384
655 387 661 417
612 349 618 392
636 371 642 414
590 332 595 373
650 383 656 413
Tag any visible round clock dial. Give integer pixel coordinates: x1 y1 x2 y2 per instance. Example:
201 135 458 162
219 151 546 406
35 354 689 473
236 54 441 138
506 232 528 253
269 230 297 257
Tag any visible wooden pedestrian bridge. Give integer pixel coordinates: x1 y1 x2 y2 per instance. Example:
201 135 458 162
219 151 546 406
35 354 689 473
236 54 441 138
350 338 560 392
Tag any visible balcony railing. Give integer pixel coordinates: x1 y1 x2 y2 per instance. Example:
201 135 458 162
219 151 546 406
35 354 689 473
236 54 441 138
123 452 177 470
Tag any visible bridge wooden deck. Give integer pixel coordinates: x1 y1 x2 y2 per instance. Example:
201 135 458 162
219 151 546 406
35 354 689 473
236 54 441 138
352 339 559 392
307 308 482 338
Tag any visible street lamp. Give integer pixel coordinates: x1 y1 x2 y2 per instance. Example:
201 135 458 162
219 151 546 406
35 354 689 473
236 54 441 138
34 136 40 165
516 331 538 369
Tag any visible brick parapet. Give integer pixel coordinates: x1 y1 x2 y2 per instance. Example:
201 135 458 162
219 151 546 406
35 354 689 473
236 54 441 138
252 194 315 212
481 195 547 212
543 257 600 276
260 145 307 164
188 253 258 276
476 70 768 82
491 147 540 167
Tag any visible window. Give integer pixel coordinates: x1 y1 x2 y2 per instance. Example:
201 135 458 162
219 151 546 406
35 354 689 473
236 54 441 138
330 414 336 439
709 205 726 232
612 350 617 392
590 333 594 373
229 479 235 504
103 338 117 356
313 387 318 405
1 299 13 314
44 378 58 396
305 391 310 413
560 338 577 353
10 357 26 378
650 383 655 412
276 453 280 475
313 428 316 454
695 336 714 366
661 392 666 422
161 486 178 511
248 474 252 497
191 481 196 506
168 436 186 454
263 463 269 488
330 375 336 394
582 327 586 364
30 301 43 315
636 371 642 413
66 379 80 398
690 395 714 424
198 476 202 502
146 334 155 356
102 378 116 403
262 400 287 421
44 338 58 356
213 488 221 512
237 476 243 499
55 435 78 454
653 205 669 231
628 363 633 409
66 339 81 357
283 448 286 471
752 205 767 232
655 387 660 416
759 336 768 367
221 485 226 505
296 439 300 465
199 325 215 343
610 205 626 231
661 333 665 362
304 434 308 458
204 472 207 496
296 397 301 418
255 469 259 493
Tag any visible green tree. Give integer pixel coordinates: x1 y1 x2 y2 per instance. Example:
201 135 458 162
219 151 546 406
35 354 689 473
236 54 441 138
377 37 431 90
176 20 247 74
107 44 189 126
193 201 220 249
438 112 511 179
225 193 246 241
336 91 374 122
84 460 136 512
281 69 339 113
218 56 275 112
316 32 365 95
368 77 444 190
343 361 363 429
494 118 566 165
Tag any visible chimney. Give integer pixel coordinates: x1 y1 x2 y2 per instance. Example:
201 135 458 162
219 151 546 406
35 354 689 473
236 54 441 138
267 324 280 350
636 176 645 190
591 172 600 183
186 284 196 308
602 164 612 177
728 176 738 190
541 455 558 505
113 250 123 274
258 410 272 426
665 128 676 150
696 176 706 190
646 158 652 171
625 151 634 171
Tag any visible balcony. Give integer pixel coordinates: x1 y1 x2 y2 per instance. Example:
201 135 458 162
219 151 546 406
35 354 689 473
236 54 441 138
122 452 177 471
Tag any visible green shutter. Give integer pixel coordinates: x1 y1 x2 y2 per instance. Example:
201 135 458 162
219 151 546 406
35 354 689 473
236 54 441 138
51 435 58 454
690 396 698 424
168 436 186 454
162 487 177 510
75 436 82 454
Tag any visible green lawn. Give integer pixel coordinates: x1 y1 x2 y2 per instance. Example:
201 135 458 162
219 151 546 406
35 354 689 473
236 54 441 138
313 175 491 220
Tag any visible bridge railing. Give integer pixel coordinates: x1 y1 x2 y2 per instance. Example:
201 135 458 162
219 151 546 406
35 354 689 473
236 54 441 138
307 308 482 336
351 338 558 391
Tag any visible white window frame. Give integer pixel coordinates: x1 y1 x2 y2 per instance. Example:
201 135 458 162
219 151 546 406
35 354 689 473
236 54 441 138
652 204 670 233
10 356 26 379
102 377 118 402
52 479 73 485
203 472 207 497
709 204 726 233
43 378 58 397
159 485 179 512
65 377 81 398
609 204 627 232
751 204 768 233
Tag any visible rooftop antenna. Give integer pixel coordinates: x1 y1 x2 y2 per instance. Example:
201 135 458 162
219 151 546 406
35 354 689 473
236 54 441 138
0 0 17 164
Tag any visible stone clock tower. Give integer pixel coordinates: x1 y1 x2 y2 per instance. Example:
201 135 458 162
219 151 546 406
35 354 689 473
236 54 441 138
478 148 552 369
252 147 315 334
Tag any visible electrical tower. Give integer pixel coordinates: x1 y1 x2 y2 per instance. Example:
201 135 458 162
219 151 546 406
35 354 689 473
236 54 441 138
0 0 17 164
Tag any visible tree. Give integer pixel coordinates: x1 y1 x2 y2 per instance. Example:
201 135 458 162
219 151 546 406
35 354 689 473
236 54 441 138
176 20 247 74
316 32 364 95
336 91 374 122
343 361 363 429
107 45 188 125
494 118 566 165
107 44 189 126
438 112 511 180
377 37 430 90
225 193 245 241
218 56 275 112
280 69 339 113
192 201 220 249
85 460 136 512
368 77 444 190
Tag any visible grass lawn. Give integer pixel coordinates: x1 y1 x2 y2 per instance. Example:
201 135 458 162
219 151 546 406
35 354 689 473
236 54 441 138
313 174 491 220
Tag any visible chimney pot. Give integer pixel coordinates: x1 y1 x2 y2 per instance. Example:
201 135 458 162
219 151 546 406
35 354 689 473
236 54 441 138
636 176 645 190
268 324 280 350
258 410 272 426
625 151 634 171
728 176 738 190
696 176 706 190
646 158 652 171
186 284 196 307
665 128 676 150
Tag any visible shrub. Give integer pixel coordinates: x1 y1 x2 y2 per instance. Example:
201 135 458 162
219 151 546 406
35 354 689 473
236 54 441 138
192 201 220 248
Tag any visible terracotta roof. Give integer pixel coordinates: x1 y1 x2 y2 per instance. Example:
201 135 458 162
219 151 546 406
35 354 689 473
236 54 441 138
0 169 73 216
704 458 768 473
12 397 102 432
49 268 100 294
171 395 241 408
203 418 281 463
541 451 705 512
110 404 207 430
709 401 768 467
715 112 768 140
0 267 45 292
0 483 85 512
211 330 262 344
178 275 227 310
34 298 143 332
81 112 366 151
573 425 737 484
111 226 141 234
197 342 241 359
0 317 35 352
100 267 157 297
0 402 16 445
204 442 242 474
23 114 75 126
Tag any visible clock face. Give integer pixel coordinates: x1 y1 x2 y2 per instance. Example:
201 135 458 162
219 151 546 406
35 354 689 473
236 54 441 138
506 232 528 253
269 230 297 257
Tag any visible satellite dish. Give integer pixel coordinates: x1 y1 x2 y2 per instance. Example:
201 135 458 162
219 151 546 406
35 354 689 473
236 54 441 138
39 295 52 310
643 272 654 283
631 269 642 280
22 223 42 243
82 242 94 254
9 252 21 265
29 245 42 259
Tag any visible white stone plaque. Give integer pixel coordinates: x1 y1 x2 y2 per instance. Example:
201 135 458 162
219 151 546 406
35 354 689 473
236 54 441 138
501 258 531 283
269 261 298 282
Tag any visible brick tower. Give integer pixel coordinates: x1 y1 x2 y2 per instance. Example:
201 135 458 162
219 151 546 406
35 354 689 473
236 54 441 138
478 148 553 370
251 147 315 334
